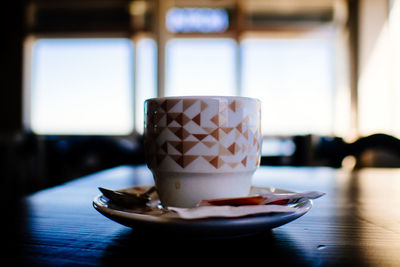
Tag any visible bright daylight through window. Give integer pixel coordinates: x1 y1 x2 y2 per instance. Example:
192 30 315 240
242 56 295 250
28 3 342 138
165 38 237 97
30 38 134 135
241 38 335 136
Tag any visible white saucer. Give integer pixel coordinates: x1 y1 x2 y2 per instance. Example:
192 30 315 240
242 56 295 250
93 185 312 238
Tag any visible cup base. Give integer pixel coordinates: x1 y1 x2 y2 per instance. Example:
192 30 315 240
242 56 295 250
152 171 254 208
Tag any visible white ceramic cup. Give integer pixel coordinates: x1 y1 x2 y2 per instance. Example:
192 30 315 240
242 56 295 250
144 96 262 208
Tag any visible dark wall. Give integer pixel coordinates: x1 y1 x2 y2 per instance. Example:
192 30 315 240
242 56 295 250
2 0 24 134
0 1 147 195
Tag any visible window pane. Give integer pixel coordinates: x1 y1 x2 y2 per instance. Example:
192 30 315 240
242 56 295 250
166 8 229 33
165 38 236 96
135 38 157 133
241 38 334 136
31 38 133 135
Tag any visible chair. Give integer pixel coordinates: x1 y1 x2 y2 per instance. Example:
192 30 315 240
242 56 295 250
261 133 400 168
315 133 400 168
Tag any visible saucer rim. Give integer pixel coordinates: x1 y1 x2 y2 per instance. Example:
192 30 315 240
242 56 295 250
93 185 312 236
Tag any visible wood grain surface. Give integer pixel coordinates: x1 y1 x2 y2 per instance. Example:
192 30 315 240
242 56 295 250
15 165 400 266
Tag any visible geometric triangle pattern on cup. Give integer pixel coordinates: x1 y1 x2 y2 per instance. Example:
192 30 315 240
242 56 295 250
145 98 261 170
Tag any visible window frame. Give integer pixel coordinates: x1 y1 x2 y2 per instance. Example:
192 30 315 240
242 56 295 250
23 33 155 137
23 0 351 139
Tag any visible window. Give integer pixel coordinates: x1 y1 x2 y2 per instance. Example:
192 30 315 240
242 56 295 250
25 0 350 139
166 8 229 33
163 35 336 136
165 38 237 97
30 38 134 135
241 38 335 136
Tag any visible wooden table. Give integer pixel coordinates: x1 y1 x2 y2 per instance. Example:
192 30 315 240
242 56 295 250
13 165 400 266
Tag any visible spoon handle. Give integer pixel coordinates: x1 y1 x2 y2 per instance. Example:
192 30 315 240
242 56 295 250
98 187 150 207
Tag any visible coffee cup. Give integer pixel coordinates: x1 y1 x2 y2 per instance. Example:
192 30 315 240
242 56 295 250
144 96 262 208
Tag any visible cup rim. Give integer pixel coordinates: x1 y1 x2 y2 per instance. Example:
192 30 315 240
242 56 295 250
145 95 260 103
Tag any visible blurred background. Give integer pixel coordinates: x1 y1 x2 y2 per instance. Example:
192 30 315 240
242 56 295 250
2 0 400 194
